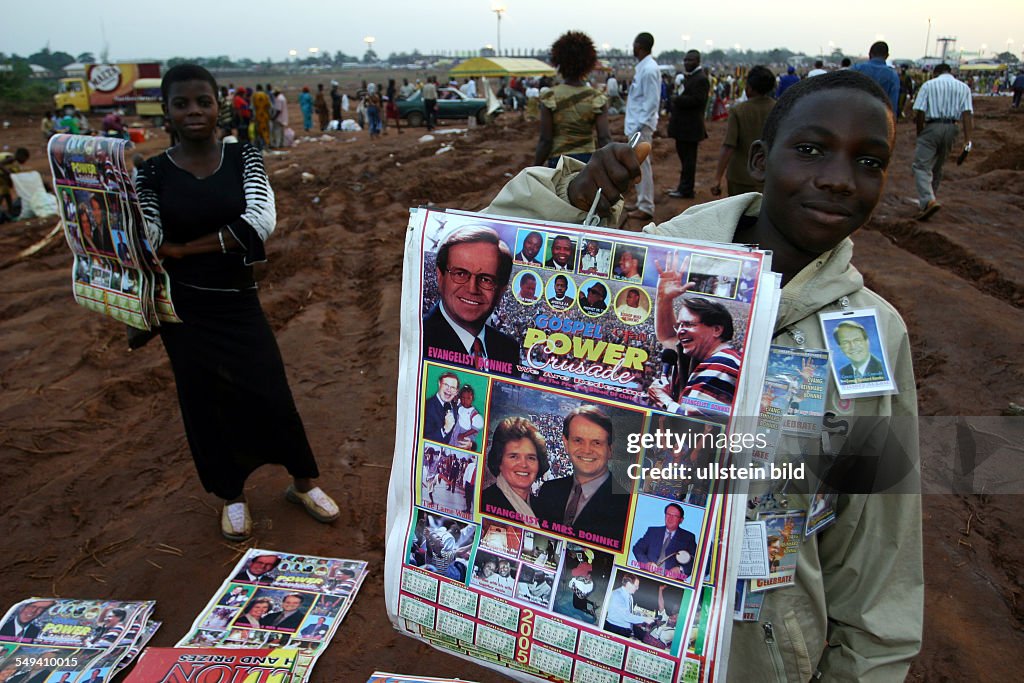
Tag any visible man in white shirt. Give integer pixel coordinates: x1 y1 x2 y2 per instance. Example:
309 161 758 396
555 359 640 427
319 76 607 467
459 78 477 98
603 573 654 639
580 240 611 275
616 287 648 323
462 457 477 511
624 32 660 221
606 75 619 97
271 89 288 147
606 74 623 112
911 63 973 221
807 60 828 77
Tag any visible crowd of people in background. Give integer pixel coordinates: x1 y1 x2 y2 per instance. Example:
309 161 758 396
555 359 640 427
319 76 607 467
36 51 1020 153
17 36 1021 229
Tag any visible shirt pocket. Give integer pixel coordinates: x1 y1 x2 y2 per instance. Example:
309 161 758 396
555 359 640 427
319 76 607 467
781 609 815 682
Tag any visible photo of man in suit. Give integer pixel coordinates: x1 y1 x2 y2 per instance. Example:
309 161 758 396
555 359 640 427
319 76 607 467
515 230 544 265
832 321 885 382
423 371 459 444
545 235 576 270
631 503 698 578
533 406 631 550
0 600 55 641
423 226 519 374
233 554 280 584
260 594 306 631
299 616 330 639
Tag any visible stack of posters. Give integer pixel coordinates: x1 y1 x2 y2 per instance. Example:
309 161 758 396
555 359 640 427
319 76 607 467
386 209 782 682
0 597 156 682
175 548 368 683
125 647 299 682
47 134 179 331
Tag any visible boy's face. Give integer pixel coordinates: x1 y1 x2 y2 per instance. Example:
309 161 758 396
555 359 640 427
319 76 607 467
750 89 893 256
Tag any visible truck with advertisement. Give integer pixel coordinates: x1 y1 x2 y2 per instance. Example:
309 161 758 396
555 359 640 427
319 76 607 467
54 63 162 121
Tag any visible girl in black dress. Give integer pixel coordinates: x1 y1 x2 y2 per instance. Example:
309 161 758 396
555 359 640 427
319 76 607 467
137 64 338 541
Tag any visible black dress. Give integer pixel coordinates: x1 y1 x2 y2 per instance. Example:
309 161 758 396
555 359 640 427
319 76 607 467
137 142 318 499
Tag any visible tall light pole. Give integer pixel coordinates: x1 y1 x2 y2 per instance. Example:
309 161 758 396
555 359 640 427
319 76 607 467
492 5 506 56
681 34 690 51
364 36 376 63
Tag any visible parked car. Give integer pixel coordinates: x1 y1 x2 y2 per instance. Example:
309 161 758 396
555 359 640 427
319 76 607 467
396 87 499 126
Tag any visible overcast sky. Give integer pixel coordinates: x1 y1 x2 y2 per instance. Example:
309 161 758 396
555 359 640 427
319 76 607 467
7 1 1022 63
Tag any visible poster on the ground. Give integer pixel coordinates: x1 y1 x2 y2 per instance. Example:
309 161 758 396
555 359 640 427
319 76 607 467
386 208 782 682
124 646 299 682
175 548 368 683
0 597 156 682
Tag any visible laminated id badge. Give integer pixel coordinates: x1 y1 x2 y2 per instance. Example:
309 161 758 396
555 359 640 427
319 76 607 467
764 345 829 437
819 308 897 399
804 484 838 537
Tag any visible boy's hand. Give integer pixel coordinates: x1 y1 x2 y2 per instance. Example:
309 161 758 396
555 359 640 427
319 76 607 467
566 142 651 217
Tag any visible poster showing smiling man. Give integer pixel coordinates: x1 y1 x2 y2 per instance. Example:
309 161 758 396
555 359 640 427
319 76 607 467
416 210 766 415
389 208 782 683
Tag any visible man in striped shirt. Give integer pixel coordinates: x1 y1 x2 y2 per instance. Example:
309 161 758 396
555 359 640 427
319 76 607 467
649 283 740 417
911 63 974 220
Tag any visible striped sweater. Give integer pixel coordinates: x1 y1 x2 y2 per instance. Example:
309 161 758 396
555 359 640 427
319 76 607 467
676 343 741 415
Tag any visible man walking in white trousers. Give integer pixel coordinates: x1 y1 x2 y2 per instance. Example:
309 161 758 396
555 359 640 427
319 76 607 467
624 32 660 222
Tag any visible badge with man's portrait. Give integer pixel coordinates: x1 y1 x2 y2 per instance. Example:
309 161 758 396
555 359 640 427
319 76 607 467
818 308 897 399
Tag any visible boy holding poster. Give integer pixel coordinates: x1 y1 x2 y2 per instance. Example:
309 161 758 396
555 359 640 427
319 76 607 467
487 71 921 681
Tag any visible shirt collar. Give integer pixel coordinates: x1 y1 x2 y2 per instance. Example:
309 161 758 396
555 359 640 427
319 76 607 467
438 301 487 355
851 357 872 375
576 471 610 501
